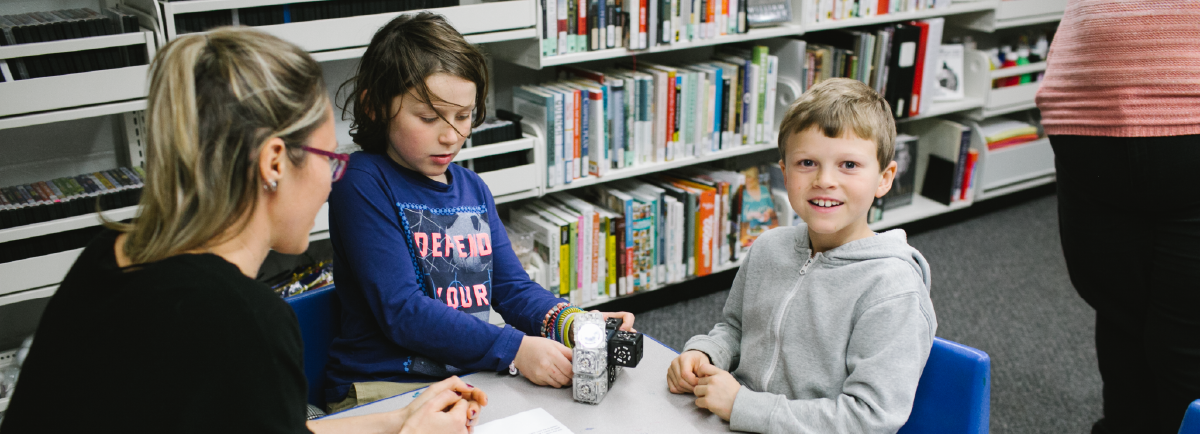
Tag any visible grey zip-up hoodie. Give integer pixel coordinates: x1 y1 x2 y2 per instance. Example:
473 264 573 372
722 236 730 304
684 224 937 434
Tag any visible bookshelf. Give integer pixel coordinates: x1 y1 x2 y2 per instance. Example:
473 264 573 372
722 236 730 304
0 0 1067 351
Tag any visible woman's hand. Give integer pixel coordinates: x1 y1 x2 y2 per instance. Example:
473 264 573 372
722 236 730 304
408 377 487 428
399 387 473 434
666 350 711 394
513 335 573 388
598 311 636 331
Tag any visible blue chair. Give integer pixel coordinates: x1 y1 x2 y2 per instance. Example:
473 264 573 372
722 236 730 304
898 337 991 434
284 285 341 407
1180 399 1200 434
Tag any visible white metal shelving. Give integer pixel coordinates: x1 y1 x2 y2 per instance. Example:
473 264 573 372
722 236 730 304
947 0 1065 32
581 256 744 308
151 0 537 53
803 0 999 32
0 206 139 244
544 143 778 195
0 30 156 119
869 195 972 231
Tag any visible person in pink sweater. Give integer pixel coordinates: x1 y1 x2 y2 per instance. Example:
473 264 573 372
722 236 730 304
1035 2 1200 433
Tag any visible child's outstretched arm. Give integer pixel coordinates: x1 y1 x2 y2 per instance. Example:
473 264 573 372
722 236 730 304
725 292 935 434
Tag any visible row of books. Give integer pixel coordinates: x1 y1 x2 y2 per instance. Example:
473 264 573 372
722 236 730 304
512 47 780 187
800 17 946 119
0 167 146 230
0 7 147 81
539 0 750 57
175 0 461 34
505 167 780 304
908 118 977 206
801 0 951 24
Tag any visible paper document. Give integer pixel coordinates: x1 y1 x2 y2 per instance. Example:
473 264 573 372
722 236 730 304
474 408 574 434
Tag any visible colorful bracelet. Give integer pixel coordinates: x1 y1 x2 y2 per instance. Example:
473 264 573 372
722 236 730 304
542 302 568 339
556 307 584 347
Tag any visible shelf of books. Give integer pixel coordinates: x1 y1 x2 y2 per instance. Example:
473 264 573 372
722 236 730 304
801 0 998 33
0 28 155 119
504 25 803 70
150 0 536 54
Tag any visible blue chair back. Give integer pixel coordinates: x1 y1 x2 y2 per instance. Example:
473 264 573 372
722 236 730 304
1180 399 1200 434
284 285 340 407
898 337 991 434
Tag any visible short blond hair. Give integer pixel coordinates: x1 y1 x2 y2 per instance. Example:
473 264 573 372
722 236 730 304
777 78 895 170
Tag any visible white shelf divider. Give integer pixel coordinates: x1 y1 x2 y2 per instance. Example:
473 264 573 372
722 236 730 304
803 0 999 32
545 143 777 195
0 206 139 244
0 30 155 119
0 99 147 131
898 97 986 124
869 195 972 231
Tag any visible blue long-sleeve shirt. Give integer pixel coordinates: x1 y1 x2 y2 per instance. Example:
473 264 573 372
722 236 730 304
324 153 564 404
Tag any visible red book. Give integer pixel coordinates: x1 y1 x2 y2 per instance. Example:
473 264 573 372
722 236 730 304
573 89 582 177
665 71 677 154
879 0 889 14
909 20 930 117
960 149 979 201
578 0 587 47
640 0 649 45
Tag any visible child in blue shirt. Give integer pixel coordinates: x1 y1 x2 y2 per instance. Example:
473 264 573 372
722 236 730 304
324 12 634 412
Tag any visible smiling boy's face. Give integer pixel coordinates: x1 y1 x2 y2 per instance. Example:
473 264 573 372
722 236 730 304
780 126 897 253
385 72 476 184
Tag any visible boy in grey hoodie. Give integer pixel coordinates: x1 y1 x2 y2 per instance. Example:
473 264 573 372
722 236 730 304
667 78 937 434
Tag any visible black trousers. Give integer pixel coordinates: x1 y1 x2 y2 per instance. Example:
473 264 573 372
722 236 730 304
1050 134 1200 434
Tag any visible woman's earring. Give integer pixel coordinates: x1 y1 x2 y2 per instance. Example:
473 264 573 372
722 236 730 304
264 180 278 192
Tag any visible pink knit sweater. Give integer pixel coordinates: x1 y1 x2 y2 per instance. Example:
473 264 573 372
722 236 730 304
1034 0 1200 137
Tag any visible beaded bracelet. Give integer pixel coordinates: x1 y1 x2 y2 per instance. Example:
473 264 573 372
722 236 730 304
541 302 568 339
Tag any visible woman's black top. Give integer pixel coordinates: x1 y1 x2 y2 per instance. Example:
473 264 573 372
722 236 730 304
0 229 310 434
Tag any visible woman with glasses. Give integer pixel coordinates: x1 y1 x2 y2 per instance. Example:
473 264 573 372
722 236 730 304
0 28 484 434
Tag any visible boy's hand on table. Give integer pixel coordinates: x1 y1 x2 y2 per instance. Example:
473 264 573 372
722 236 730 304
514 336 574 388
666 350 711 394
598 311 637 331
694 363 739 421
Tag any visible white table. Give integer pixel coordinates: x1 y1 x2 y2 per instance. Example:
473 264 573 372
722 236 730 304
323 336 734 433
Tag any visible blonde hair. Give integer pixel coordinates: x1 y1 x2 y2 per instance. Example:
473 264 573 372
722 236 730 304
109 27 329 264
777 78 896 170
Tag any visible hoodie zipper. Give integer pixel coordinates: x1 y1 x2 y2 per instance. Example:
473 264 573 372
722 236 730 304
760 253 819 392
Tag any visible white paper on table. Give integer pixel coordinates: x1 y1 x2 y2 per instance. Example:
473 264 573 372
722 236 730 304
474 408 575 434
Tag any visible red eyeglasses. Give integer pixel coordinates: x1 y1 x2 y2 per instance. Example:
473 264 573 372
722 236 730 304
302 146 350 182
